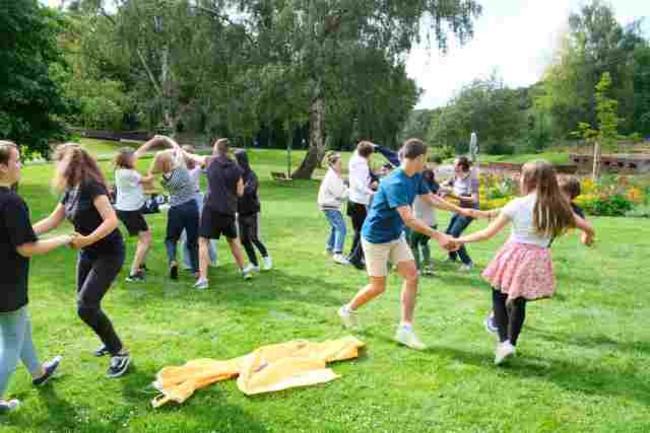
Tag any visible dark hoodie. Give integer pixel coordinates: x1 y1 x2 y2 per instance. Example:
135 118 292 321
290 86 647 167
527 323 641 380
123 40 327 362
205 154 244 216
235 150 261 215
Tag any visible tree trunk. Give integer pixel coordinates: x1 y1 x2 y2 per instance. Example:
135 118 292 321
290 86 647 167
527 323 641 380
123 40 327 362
292 93 326 179
592 140 601 179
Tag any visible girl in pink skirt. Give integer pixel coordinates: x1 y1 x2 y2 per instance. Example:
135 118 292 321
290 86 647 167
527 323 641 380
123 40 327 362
457 161 595 365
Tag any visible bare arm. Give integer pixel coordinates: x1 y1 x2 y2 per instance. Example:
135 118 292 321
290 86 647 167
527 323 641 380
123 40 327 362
70 195 118 249
33 203 66 235
457 213 511 244
396 206 457 250
133 136 167 159
17 235 73 257
574 213 595 246
420 193 474 217
236 178 244 197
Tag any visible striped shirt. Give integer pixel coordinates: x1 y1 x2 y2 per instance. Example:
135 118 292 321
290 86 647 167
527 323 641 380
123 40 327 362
161 167 196 207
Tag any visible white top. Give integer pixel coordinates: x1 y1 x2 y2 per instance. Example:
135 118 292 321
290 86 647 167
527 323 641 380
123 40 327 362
115 168 145 211
187 166 201 193
413 195 437 227
318 168 348 211
348 151 373 205
501 193 552 247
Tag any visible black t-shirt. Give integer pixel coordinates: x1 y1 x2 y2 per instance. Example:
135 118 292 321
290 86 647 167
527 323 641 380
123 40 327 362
0 187 38 312
62 181 124 258
205 156 244 216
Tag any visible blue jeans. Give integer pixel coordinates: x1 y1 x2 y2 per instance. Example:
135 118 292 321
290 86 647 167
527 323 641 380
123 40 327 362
445 213 474 265
182 193 216 268
323 210 347 254
0 306 41 397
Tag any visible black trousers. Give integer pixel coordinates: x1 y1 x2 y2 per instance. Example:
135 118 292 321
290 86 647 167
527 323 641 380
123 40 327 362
76 251 125 356
492 288 527 346
239 212 268 267
166 200 199 272
347 202 367 264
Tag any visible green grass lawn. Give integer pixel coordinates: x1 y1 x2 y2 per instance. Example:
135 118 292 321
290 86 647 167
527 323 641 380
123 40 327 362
3 144 650 432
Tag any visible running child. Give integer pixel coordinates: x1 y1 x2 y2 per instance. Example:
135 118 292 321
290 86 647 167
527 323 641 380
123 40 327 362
0 141 72 413
35 144 131 378
456 160 595 364
113 143 155 282
235 149 272 273
337 139 473 350
317 152 349 265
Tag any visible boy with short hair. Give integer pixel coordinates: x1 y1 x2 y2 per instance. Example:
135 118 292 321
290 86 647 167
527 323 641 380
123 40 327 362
338 139 472 350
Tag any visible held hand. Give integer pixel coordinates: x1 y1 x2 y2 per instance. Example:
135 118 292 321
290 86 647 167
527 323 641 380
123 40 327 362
436 234 461 252
70 234 92 250
581 231 594 247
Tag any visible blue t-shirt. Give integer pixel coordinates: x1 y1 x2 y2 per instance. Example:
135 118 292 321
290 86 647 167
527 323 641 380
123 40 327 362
361 168 429 244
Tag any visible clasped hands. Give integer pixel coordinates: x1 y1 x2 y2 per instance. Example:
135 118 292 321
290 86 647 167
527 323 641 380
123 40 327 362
63 232 93 250
437 233 463 252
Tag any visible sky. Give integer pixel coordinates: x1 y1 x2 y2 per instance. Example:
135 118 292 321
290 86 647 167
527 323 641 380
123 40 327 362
406 0 650 109
43 0 649 109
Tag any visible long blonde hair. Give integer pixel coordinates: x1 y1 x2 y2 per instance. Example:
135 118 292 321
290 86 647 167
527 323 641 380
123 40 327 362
53 143 108 191
521 160 575 238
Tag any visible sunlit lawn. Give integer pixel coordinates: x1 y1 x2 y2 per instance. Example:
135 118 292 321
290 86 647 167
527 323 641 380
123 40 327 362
3 142 649 432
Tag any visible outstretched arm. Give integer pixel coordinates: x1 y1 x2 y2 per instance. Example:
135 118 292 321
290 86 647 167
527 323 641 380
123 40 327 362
33 203 66 235
574 213 595 246
420 193 475 218
133 135 168 159
17 235 74 257
457 213 510 244
396 205 459 251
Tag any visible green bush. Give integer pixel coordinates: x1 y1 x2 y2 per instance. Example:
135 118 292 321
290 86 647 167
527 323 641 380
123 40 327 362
581 194 634 216
625 205 650 218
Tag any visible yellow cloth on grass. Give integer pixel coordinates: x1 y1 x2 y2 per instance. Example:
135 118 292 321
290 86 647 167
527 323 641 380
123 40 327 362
151 336 364 408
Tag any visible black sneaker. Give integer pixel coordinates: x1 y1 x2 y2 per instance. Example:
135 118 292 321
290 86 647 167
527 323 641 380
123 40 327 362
169 262 178 280
32 355 62 386
139 263 148 273
107 352 131 378
93 344 110 357
125 271 145 282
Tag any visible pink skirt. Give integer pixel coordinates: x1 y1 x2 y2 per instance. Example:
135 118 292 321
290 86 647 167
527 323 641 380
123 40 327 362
482 241 555 302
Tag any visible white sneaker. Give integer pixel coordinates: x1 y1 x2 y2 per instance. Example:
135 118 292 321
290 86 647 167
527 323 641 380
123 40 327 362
262 256 273 271
494 341 516 365
395 325 427 350
459 263 474 272
244 264 260 274
333 254 350 265
337 305 359 329
242 268 253 280
194 278 209 290
0 399 20 413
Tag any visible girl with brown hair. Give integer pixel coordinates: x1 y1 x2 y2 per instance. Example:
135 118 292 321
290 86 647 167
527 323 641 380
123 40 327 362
113 141 156 282
34 144 131 378
456 160 595 365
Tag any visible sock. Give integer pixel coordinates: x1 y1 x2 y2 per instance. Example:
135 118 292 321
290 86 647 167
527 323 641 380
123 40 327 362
400 322 413 330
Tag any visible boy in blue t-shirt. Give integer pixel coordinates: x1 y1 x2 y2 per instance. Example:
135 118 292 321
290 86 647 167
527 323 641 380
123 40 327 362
338 139 475 350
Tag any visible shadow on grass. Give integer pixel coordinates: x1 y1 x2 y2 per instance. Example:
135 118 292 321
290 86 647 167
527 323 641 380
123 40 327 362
426 343 650 406
526 326 650 356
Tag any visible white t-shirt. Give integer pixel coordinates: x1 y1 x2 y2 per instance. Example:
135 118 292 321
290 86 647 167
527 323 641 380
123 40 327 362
115 169 145 211
348 152 373 205
413 196 437 227
501 193 551 247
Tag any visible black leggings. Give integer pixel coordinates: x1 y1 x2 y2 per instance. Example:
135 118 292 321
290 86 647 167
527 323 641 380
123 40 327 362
348 202 367 264
492 288 527 346
76 251 125 356
239 213 268 267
